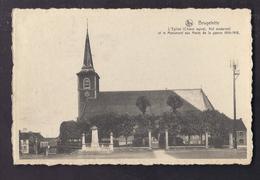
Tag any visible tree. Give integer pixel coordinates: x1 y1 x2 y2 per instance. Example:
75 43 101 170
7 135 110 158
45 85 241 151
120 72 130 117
202 110 226 137
89 112 122 139
59 121 82 142
118 114 136 145
58 120 82 152
179 111 201 144
167 95 183 113
77 120 91 133
132 114 157 147
160 112 182 145
136 96 152 137
164 95 183 145
202 110 231 147
160 112 180 132
136 96 151 115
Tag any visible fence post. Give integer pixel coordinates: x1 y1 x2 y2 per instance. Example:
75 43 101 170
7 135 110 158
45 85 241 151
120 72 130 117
205 132 209 149
148 130 152 149
35 138 38 155
165 129 169 150
110 132 114 151
82 133 87 150
229 132 233 149
46 145 49 156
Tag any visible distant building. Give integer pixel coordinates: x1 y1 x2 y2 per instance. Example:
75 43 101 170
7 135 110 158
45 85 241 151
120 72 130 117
40 138 58 154
225 118 247 147
19 130 44 154
19 130 58 154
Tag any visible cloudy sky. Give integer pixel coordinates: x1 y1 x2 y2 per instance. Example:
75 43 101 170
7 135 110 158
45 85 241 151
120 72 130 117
13 9 252 137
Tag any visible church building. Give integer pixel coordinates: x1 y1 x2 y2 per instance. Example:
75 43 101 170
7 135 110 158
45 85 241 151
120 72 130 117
68 27 247 149
77 29 214 122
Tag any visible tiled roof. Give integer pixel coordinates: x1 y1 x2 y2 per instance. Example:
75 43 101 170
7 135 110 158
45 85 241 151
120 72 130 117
43 138 58 146
224 118 247 131
19 132 44 140
82 89 214 120
174 89 214 111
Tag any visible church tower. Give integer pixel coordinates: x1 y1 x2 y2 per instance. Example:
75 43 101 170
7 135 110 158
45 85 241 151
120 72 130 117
77 27 100 119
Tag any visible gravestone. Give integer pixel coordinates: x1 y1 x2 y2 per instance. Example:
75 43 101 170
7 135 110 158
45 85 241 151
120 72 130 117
229 132 233 149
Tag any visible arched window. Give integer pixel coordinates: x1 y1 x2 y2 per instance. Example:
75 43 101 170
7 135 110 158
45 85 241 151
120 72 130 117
83 78 90 89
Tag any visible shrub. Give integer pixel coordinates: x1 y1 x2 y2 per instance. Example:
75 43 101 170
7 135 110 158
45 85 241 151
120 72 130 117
132 136 148 147
211 136 224 148
175 137 184 146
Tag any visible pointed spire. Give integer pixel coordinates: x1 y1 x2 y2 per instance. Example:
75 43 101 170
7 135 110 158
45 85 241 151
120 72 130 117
86 18 89 35
82 20 94 71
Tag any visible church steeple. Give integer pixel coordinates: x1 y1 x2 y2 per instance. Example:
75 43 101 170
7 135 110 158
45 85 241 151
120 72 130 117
77 23 100 119
82 26 94 71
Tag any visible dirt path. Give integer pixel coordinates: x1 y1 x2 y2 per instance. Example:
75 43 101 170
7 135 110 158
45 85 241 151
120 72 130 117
153 150 177 160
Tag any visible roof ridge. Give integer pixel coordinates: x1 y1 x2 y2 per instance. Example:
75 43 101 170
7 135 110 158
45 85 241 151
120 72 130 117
201 89 215 110
171 88 202 91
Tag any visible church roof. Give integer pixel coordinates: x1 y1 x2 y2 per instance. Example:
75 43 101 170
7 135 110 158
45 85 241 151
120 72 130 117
82 89 214 120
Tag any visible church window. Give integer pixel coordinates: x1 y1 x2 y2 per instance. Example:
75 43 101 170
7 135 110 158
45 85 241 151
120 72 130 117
83 78 90 89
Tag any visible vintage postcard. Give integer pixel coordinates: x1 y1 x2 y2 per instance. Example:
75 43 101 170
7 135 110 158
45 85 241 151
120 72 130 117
12 8 252 165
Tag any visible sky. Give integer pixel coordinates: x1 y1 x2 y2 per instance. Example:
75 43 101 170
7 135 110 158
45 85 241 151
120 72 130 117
13 9 252 137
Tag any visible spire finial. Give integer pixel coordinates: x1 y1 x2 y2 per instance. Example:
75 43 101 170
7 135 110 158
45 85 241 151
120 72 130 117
86 18 88 34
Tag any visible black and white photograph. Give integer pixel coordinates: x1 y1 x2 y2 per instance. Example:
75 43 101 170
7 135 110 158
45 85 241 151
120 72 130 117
12 9 252 165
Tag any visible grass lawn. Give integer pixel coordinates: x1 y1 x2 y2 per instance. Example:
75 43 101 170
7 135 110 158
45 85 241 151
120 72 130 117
20 148 247 160
20 150 155 159
166 148 247 159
